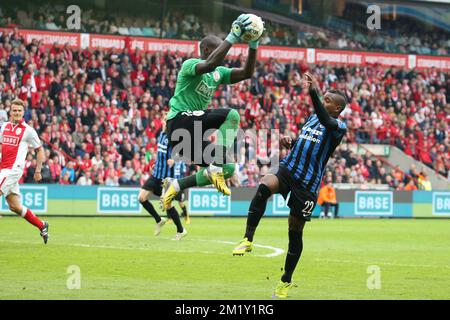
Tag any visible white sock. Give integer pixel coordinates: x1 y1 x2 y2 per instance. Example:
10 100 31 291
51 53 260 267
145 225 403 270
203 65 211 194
21 206 27 217
208 164 223 174
173 179 180 192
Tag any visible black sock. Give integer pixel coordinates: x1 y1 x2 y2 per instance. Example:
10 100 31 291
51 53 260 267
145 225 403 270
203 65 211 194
181 206 187 217
244 184 272 242
281 230 303 283
178 175 197 191
168 207 184 233
140 200 161 223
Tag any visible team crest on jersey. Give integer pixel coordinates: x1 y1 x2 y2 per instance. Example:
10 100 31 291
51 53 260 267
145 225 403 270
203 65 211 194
15 127 22 135
213 71 221 82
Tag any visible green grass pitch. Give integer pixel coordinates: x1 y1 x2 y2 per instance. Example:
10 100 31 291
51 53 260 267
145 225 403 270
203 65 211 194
0 216 449 300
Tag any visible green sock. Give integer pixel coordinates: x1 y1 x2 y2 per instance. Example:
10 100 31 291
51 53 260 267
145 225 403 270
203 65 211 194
178 174 197 190
178 164 236 191
194 163 236 187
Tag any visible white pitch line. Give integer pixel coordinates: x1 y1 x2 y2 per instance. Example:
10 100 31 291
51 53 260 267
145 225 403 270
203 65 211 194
193 239 284 258
2 240 446 268
0 239 284 258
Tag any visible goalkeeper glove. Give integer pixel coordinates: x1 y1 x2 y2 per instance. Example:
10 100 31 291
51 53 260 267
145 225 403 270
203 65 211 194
225 14 252 44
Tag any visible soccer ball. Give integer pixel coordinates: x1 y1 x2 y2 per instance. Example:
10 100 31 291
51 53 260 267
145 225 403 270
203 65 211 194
240 14 264 42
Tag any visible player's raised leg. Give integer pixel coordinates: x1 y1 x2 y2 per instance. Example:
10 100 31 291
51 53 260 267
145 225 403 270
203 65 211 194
273 214 305 298
5 193 48 244
232 174 279 255
162 162 236 211
202 107 241 195
162 108 239 210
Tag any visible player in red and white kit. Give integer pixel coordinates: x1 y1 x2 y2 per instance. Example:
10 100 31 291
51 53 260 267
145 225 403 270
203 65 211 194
0 99 49 243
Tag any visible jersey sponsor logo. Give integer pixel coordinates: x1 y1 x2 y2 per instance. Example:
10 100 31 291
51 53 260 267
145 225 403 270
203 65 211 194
432 192 450 215
298 133 321 144
355 191 393 216
2 135 20 146
304 127 323 136
0 186 48 213
188 188 231 214
97 187 141 214
195 81 215 99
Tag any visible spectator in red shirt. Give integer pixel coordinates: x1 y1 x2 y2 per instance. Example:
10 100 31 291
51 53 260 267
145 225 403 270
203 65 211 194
131 64 148 86
35 66 50 91
19 78 39 107
131 78 144 98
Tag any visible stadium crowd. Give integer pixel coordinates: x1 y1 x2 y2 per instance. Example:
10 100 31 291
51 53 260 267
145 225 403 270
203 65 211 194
0 28 448 190
1 3 449 56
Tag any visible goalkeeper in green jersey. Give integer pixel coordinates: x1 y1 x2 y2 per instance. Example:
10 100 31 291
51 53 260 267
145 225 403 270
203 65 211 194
161 14 263 210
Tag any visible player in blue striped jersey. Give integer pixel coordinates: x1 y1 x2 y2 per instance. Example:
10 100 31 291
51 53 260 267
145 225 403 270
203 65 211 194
173 161 187 180
172 160 190 224
233 72 348 298
152 130 174 180
138 120 187 240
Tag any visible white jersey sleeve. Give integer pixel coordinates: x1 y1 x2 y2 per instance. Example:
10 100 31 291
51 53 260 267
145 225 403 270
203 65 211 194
26 126 42 149
0 122 6 144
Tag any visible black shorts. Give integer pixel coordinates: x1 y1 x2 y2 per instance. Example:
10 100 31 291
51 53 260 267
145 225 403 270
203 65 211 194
142 175 163 197
166 108 232 167
275 165 318 221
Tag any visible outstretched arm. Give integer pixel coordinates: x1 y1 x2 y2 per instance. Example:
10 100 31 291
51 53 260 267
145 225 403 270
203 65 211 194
229 48 257 84
195 41 233 75
304 72 338 130
309 88 338 130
